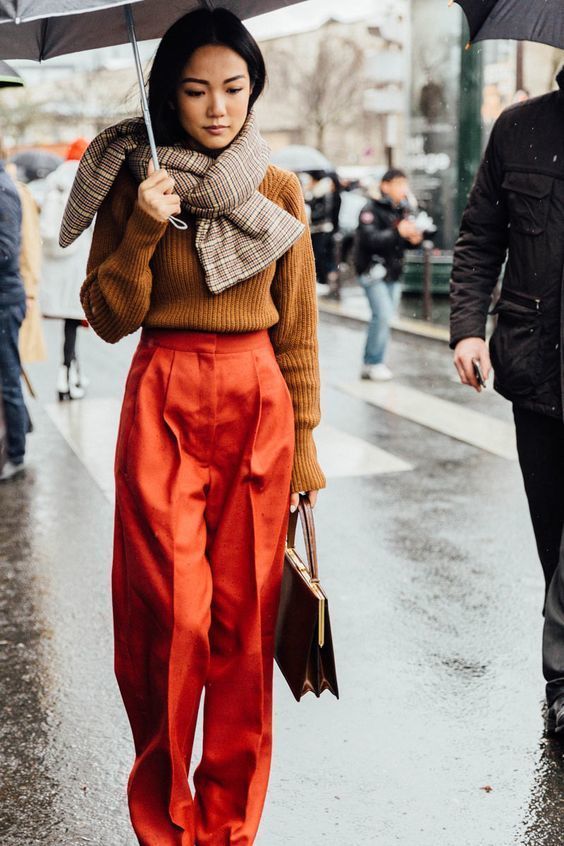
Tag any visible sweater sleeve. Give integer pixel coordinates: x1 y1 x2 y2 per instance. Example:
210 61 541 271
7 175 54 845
270 171 326 494
80 170 168 343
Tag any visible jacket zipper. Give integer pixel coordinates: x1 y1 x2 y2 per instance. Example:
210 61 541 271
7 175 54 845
501 287 541 311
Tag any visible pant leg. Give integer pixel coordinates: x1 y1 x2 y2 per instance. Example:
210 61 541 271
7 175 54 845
389 280 402 314
114 342 214 846
360 274 396 365
513 405 564 705
63 318 81 367
193 343 294 846
513 406 564 592
311 232 329 284
0 301 27 464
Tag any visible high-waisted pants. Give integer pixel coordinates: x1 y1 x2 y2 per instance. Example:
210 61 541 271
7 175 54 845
113 328 295 846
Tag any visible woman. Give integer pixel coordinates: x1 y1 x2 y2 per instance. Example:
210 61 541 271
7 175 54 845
41 138 91 400
62 9 325 846
306 169 342 299
3 157 48 371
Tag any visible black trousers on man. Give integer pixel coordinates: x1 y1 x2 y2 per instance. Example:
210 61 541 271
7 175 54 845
514 405 564 705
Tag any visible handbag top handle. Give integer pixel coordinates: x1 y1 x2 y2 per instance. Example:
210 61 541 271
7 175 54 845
287 494 319 582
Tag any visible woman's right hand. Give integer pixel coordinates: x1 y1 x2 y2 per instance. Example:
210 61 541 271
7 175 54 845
137 159 181 222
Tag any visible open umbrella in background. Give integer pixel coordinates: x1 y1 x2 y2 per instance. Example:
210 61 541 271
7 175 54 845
454 0 564 49
271 145 334 174
9 150 63 183
0 58 23 87
0 0 307 173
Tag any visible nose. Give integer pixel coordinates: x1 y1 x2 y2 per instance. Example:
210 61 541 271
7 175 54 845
207 91 226 119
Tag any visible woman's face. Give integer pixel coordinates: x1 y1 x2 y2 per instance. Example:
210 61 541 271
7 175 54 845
175 44 252 152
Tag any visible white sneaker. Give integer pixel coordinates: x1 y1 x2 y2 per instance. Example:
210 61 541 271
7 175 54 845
361 363 393 381
57 363 85 401
0 460 26 481
72 360 89 390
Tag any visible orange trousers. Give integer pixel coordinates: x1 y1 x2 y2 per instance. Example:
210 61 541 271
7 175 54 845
113 329 294 846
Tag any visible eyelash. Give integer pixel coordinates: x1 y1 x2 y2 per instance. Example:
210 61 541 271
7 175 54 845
185 88 244 97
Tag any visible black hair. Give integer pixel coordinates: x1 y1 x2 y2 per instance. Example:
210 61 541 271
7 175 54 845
381 168 407 183
148 8 267 145
306 170 329 181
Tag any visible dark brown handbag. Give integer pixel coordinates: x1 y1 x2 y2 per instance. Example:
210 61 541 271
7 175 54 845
275 495 339 702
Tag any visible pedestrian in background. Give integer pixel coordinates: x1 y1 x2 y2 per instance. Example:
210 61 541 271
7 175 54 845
305 169 341 297
451 67 564 735
355 168 423 381
13 168 47 369
0 143 27 481
62 8 325 845
41 137 91 401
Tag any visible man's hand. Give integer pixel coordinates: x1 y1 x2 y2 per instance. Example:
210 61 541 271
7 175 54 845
137 160 181 222
453 337 491 392
397 219 423 246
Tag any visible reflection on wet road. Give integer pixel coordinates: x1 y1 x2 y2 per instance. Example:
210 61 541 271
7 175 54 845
1 315 564 845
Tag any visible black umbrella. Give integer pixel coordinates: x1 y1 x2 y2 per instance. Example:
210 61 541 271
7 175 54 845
0 0 306 172
9 150 63 183
0 59 23 87
454 0 564 49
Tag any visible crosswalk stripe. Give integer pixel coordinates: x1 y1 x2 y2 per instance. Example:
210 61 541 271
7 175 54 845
316 423 413 477
337 380 517 461
45 399 119 502
45 399 414 502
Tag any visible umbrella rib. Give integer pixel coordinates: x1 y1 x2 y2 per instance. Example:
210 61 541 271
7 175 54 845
39 18 48 61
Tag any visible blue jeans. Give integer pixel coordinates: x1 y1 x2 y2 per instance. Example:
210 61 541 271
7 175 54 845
359 274 402 365
0 300 27 464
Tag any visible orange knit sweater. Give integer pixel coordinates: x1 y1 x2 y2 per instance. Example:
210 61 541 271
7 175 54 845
81 163 325 493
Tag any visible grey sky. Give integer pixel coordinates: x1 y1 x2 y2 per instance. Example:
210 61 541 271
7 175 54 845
246 0 382 40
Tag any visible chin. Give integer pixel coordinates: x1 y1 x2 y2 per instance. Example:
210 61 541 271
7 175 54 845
193 136 232 155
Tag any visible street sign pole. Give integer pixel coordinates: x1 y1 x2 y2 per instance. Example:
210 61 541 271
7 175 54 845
456 24 483 229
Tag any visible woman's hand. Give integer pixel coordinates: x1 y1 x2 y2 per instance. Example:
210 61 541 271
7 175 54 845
137 159 181 222
290 490 318 513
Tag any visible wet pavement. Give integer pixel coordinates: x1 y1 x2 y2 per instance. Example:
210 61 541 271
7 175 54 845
1 311 564 845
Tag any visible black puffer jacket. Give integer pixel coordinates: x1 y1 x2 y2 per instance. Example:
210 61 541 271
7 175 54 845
451 70 564 418
354 196 410 281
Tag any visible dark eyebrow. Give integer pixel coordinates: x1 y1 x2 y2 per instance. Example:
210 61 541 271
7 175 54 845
180 74 246 85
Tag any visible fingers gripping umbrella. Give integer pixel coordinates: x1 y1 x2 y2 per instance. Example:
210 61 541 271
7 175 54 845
0 1 306 187
453 0 564 50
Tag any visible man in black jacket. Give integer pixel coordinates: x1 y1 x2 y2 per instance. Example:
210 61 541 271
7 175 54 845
0 158 26 481
451 68 564 733
355 169 423 380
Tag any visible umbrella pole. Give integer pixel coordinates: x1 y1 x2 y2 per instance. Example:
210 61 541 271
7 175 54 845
124 5 187 231
124 4 159 170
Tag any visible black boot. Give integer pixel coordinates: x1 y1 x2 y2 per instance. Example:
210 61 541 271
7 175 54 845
546 694 564 735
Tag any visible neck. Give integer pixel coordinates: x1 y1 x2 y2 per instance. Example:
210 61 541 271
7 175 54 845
184 134 229 159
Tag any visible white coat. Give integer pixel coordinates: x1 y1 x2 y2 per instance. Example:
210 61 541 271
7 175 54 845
40 160 92 321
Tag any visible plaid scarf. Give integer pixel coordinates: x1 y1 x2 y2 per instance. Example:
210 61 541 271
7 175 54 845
60 112 305 295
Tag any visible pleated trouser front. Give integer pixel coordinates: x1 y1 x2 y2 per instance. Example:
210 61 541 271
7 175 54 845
112 328 295 846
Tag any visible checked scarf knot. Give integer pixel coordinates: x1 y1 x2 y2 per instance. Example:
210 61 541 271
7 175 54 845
60 111 305 295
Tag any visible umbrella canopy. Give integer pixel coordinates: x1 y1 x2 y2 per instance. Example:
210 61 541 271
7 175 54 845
454 0 564 50
0 0 306 60
9 149 63 182
271 145 333 173
0 58 23 87
0 0 307 227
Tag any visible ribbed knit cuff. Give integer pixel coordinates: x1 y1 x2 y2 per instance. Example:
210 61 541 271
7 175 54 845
125 204 168 248
291 427 326 493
